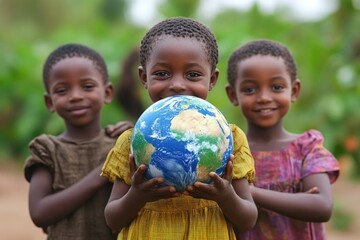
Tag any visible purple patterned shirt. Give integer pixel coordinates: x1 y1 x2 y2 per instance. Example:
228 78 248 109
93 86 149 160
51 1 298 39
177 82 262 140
242 130 339 240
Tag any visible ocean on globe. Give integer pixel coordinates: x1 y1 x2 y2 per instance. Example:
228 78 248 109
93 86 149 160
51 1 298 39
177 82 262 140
130 95 233 191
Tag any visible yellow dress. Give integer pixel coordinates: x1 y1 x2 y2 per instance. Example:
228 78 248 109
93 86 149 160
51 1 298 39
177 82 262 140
101 124 254 240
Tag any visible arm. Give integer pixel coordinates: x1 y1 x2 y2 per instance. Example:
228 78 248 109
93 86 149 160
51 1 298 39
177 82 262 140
104 178 141 233
28 164 108 228
251 173 333 222
187 157 258 231
104 156 179 233
220 177 257 230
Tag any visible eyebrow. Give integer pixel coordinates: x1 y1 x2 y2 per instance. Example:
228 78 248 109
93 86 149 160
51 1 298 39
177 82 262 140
150 62 170 68
151 62 205 70
79 76 100 81
269 76 288 82
239 79 256 84
185 62 204 69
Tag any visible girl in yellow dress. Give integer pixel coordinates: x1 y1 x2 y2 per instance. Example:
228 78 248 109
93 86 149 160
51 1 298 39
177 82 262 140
101 17 258 240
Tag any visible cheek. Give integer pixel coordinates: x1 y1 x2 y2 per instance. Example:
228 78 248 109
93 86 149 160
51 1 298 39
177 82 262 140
89 88 105 99
281 100 291 111
196 84 210 95
50 97 67 113
238 95 252 107
279 94 293 106
51 96 64 107
240 103 250 113
146 80 160 90
148 82 164 94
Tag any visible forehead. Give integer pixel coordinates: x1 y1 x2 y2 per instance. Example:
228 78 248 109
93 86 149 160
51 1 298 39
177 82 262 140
51 57 95 72
49 57 103 80
48 57 102 84
238 55 288 74
149 36 208 62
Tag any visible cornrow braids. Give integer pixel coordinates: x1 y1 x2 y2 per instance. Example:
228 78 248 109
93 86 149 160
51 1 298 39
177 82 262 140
139 17 218 71
227 40 297 86
42 43 108 91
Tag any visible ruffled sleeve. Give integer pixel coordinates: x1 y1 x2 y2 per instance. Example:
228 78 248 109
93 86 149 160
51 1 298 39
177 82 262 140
101 129 133 184
24 134 55 182
230 124 255 182
300 130 339 183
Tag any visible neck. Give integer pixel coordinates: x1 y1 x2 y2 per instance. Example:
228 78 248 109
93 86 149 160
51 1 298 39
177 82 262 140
246 121 299 151
246 121 286 142
62 118 102 142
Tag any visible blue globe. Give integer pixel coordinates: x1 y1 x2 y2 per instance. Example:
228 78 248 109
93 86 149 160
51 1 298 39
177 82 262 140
131 95 233 191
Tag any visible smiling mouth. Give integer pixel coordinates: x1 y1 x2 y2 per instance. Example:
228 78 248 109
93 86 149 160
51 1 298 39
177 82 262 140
254 108 277 115
258 109 274 113
68 106 89 116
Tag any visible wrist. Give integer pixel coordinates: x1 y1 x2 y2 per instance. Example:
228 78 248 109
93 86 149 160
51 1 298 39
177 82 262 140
127 186 147 207
216 185 237 206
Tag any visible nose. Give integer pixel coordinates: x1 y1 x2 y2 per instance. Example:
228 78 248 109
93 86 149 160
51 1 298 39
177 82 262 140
256 89 272 103
169 75 186 93
69 87 84 101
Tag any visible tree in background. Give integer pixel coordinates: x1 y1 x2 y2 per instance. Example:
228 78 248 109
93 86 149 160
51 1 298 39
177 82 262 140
0 0 359 180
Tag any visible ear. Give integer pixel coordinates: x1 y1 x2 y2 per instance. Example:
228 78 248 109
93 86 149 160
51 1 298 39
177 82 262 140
104 83 114 104
225 84 239 106
209 68 219 91
44 93 55 112
291 79 301 102
138 66 148 89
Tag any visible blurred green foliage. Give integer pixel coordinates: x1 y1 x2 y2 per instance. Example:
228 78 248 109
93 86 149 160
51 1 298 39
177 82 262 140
1 0 359 179
331 201 353 231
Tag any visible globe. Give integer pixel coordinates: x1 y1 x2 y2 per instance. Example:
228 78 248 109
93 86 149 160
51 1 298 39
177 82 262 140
131 95 233 191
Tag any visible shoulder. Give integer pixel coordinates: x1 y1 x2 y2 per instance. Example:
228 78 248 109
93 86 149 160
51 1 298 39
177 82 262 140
296 130 339 183
229 124 255 181
301 129 324 141
108 129 133 158
113 128 133 147
230 124 251 150
28 134 60 151
230 124 247 140
101 129 133 183
29 133 58 143
295 129 326 154
25 134 59 182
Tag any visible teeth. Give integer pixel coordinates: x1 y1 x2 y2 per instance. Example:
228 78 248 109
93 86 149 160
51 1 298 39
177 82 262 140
259 109 272 113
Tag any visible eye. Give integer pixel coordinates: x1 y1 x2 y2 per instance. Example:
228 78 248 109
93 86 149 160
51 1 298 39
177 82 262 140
242 87 255 94
53 87 67 95
272 84 284 91
186 71 201 79
153 71 170 80
83 83 95 91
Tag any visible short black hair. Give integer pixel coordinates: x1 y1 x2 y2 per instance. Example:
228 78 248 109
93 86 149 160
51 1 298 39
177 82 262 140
43 43 108 91
227 40 297 86
139 17 218 71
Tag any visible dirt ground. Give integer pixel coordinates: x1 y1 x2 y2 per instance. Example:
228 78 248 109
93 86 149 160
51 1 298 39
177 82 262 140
0 160 359 240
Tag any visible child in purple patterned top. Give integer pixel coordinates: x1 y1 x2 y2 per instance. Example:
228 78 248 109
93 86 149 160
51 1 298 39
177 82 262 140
225 39 339 240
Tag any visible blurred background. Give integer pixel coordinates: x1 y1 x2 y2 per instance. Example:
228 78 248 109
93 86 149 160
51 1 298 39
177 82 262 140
0 0 359 239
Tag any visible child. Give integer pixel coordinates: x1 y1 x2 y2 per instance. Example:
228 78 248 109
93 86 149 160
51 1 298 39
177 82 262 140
24 43 132 239
225 39 340 239
101 17 258 239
